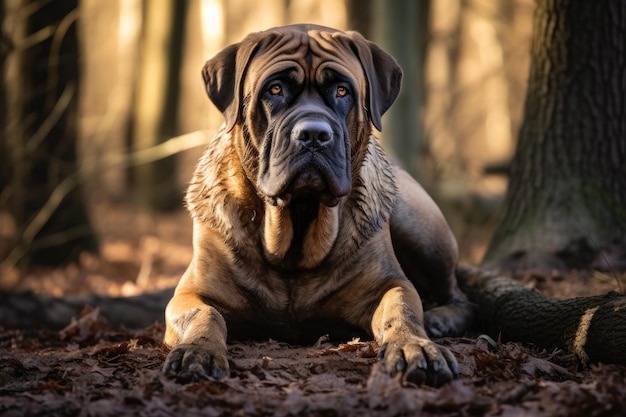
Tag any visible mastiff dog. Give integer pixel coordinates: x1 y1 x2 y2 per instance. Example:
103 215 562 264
163 24 472 387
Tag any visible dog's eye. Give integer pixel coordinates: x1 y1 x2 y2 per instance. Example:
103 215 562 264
269 84 282 96
336 86 348 98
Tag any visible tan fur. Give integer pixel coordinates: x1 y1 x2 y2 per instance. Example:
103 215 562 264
263 204 294 264
299 204 339 269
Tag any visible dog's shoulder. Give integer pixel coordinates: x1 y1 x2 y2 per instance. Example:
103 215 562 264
345 135 398 242
185 125 261 235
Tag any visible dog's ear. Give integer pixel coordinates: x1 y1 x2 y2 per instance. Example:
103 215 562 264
202 37 263 132
202 43 239 131
346 32 403 132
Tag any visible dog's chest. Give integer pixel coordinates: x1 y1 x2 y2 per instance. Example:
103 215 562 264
258 268 338 311
230 269 364 343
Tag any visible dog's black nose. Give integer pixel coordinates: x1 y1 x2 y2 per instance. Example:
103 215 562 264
292 120 333 149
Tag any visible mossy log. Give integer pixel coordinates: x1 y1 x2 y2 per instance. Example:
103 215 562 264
457 266 626 365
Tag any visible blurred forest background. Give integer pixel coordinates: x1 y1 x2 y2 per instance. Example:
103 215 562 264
0 0 535 295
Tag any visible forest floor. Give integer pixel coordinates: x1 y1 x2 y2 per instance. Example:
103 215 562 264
1 202 626 417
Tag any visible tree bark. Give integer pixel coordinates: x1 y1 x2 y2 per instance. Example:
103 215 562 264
345 0 372 37
483 0 626 274
457 266 626 365
0 1 7 194
1 0 98 266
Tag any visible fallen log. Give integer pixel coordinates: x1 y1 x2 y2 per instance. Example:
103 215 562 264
0 288 172 330
3 267 626 367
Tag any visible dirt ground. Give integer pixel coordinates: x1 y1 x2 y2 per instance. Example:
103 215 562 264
1 202 626 416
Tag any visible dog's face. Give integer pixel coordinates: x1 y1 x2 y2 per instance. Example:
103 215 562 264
248 41 357 208
202 24 402 209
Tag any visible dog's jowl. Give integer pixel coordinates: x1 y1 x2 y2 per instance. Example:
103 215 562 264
162 24 472 387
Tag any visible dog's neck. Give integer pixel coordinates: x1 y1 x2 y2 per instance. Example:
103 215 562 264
186 128 396 271
260 135 398 271
185 126 262 234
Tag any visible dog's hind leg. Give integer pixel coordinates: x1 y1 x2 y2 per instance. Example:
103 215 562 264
390 167 473 337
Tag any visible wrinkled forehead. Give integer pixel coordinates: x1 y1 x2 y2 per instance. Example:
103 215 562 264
244 29 365 92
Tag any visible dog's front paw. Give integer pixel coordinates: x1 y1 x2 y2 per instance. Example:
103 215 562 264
162 342 229 381
377 336 458 387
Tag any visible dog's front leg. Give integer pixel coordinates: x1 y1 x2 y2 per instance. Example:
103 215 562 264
372 282 458 387
162 291 229 380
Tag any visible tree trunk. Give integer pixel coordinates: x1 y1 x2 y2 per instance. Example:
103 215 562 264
0 1 7 194
1 0 98 266
371 0 429 180
128 0 187 212
483 0 626 274
345 0 371 37
457 266 626 365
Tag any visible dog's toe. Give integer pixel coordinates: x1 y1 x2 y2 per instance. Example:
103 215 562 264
163 343 229 381
424 302 473 338
378 337 457 387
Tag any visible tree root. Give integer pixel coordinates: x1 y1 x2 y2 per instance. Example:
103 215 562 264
457 265 626 366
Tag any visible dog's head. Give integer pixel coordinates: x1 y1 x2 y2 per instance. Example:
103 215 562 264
202 24 402 208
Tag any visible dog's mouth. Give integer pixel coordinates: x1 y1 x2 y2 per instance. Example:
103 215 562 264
267 167 341 208
258 121 352 207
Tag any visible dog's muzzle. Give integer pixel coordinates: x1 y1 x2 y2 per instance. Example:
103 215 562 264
261 115 350 208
